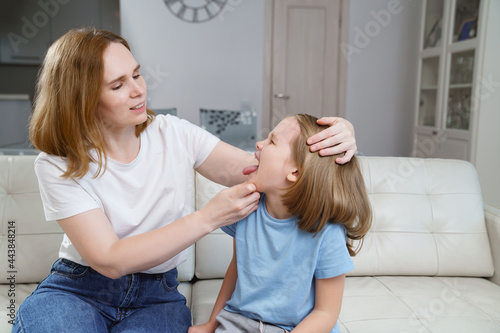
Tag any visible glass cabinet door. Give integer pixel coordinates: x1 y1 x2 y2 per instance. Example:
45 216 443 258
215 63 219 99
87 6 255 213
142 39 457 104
446 50 474 130
452 0 480 43
445 0 481 131
423 0 445 49
418 57 440 127
415 0 486 161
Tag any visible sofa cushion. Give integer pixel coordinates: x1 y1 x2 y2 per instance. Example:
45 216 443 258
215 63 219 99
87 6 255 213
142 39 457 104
0 156 63 283
195 172 228 212
195 229 233 279
0 283 38 329
188 276 500 331
191 279 224 325
178 282 192 309
339 276 500 332
351 157 494 277
177 244 195 282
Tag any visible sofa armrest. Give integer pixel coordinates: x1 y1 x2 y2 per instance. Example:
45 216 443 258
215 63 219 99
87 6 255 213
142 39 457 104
485 204 500 286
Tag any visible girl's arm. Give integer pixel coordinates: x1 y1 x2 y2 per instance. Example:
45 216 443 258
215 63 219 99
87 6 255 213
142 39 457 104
197 117 357 187
291 274 346 333
189 240 238 333
58 187 256 280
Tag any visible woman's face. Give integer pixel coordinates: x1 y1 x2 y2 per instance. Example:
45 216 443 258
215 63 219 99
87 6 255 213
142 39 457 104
97 42 148 133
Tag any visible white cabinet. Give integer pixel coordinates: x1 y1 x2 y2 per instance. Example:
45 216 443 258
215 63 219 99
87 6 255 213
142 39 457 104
413 0 496 161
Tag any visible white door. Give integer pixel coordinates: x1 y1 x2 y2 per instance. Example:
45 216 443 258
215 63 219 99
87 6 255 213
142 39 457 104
270 0 341 127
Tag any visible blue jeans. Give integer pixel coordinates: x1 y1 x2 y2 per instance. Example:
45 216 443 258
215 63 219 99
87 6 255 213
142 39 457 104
12 258 191 332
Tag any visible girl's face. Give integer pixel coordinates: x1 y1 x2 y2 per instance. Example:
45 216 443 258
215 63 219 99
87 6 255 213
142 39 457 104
97 42 148 133
247 117 300 194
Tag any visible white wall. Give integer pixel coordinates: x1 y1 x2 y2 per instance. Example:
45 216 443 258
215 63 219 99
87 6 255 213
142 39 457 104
344 0 421 156
120 0 265 125
120 0 420 156
474 0 500 209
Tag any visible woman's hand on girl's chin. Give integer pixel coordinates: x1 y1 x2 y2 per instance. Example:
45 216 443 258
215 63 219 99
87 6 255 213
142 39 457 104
306 117 357 164
199 182 260 230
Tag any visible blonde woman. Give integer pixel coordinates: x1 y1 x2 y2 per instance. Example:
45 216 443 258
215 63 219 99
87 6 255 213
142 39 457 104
13 28 357 332
191 114 371 333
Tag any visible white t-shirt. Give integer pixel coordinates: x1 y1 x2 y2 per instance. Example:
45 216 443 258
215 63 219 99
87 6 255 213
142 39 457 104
35 115 219 274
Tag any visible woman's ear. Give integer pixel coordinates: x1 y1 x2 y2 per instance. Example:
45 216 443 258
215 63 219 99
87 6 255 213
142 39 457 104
287 169 299 183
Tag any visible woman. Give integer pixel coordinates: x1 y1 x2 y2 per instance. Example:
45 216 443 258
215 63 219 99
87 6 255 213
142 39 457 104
13 28 357 332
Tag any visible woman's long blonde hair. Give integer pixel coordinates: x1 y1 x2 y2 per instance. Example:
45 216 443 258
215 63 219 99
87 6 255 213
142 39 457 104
29 28 155 179
282 114 372 256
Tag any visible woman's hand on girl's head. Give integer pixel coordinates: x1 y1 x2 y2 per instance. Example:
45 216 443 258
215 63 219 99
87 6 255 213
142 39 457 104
306 117 357 164
199 182 260 230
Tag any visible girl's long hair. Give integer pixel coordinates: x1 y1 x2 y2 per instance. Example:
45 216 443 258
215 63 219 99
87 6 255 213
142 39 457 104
282 114 372 256
29 28 155 179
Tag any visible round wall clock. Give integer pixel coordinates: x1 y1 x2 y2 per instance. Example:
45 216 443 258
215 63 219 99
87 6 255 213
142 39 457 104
164 0 228 23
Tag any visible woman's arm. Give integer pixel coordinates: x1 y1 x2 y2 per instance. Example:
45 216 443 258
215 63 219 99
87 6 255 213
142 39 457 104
58 186 257 279
197 117 357 187
189 240 238 333
291 274 346 333
196 141 256 187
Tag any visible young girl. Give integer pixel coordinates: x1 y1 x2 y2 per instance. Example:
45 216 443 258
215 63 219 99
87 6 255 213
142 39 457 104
189 114 372 333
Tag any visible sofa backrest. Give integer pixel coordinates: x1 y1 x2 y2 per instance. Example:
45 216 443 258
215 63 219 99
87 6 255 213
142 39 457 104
194 173 232 279
353 157 493 276
1 155 494 284
0 156 63 283
194 157 495 278
0 155 195 283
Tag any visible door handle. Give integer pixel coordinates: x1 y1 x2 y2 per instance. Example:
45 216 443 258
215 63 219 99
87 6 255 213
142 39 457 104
274 93 290 100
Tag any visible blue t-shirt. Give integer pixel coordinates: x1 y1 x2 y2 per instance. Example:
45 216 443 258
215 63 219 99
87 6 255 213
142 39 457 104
221 194 354 332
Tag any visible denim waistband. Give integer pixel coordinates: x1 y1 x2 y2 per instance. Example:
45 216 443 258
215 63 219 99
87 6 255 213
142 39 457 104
47 258 183 309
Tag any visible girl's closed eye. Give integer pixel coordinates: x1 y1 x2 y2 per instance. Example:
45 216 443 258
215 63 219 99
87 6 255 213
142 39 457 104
269 134 276 145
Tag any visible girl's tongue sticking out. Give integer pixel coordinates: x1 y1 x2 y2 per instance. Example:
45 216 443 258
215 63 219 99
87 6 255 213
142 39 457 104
242 165 258 176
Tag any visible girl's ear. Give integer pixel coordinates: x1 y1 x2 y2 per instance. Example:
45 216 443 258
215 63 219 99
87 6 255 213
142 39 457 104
287 169 299 183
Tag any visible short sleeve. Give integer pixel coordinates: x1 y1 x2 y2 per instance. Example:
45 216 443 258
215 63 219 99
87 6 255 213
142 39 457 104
161 116 220 169
221 223 237 237
34 155 101 221
315 224 354 279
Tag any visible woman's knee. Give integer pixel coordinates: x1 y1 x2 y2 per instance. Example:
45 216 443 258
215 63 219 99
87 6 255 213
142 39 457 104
12 293 107 332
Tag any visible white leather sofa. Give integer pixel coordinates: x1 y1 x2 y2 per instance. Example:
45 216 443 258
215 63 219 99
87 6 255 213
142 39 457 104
0 155 499 332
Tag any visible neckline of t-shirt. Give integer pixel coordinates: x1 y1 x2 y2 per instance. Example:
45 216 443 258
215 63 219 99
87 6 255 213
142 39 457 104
107 131 147 169
261 194 297 224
